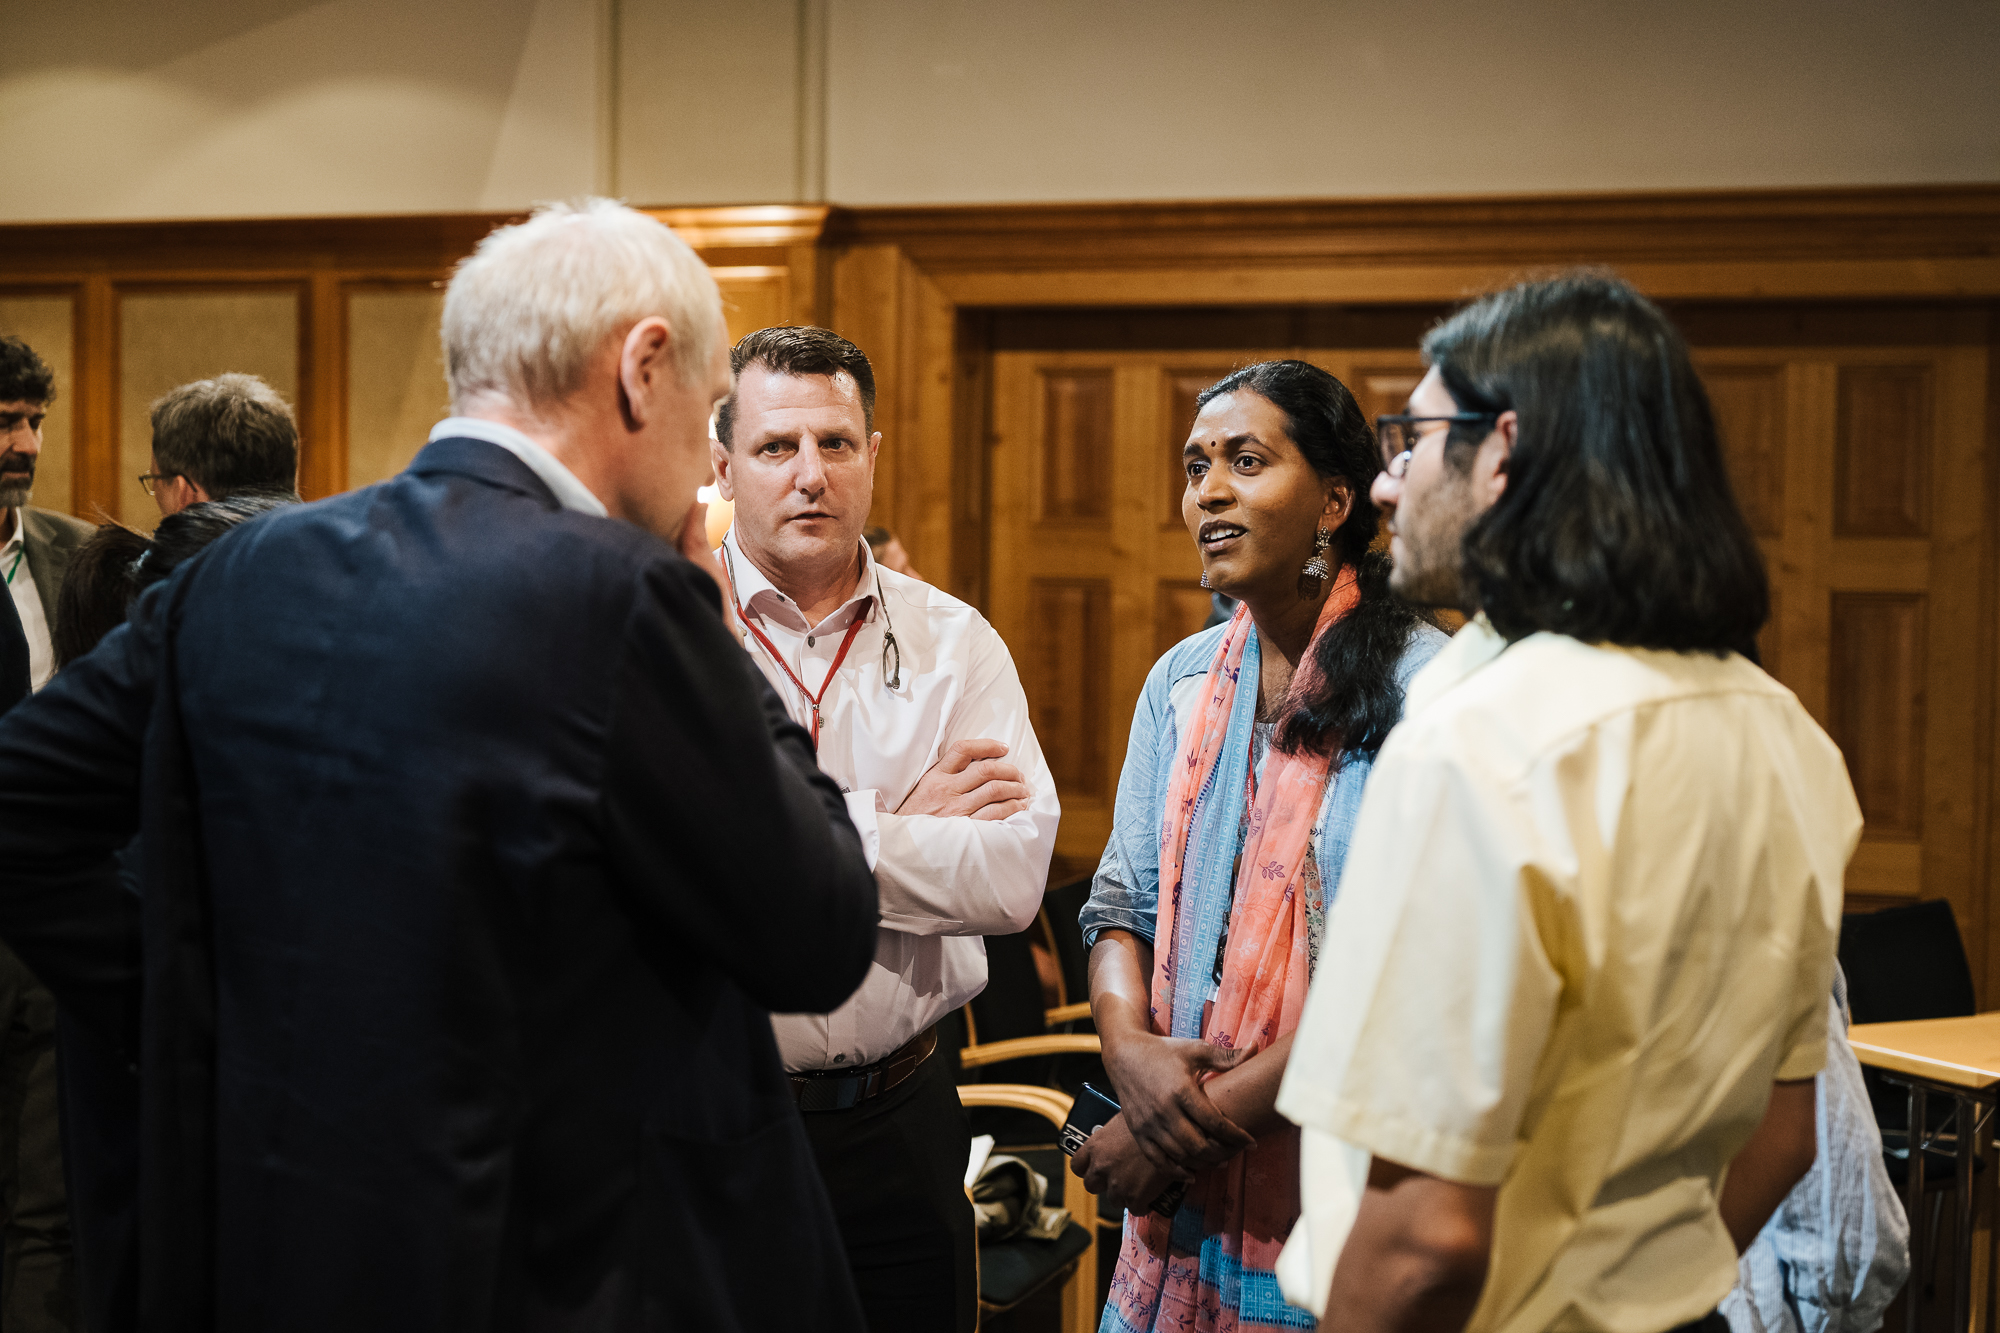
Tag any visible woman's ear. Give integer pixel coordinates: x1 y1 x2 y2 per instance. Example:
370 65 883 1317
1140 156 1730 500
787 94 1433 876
1322 477 1355 528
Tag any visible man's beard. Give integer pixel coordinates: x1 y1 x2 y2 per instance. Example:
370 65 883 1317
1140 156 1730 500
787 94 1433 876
0 461 31 510
1385 479 1480 612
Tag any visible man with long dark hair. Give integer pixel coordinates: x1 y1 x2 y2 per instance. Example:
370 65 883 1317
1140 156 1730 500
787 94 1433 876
1272 272 1860 1333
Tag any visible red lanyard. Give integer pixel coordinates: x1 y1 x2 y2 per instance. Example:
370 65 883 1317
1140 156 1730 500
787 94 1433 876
740 613 865 749
720 543 870 748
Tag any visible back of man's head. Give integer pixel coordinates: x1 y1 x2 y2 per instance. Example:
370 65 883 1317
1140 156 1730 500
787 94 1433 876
1421 269 1768 656
441 199 725 415
714 325 876 448
0 338 54 407
150 374 299 499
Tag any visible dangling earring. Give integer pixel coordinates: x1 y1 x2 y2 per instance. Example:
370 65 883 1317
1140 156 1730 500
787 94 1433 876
1298 528 1333 599
1199 569 1211 588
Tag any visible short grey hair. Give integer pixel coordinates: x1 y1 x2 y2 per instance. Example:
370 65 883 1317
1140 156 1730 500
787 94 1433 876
441 199 726 412
149 373 298 496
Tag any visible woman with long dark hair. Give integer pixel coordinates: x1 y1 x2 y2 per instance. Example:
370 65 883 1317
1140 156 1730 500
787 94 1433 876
1074 360 1445 1332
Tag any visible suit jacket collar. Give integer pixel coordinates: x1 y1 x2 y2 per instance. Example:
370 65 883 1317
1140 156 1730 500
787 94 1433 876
20 506 90 607
405 437 565 511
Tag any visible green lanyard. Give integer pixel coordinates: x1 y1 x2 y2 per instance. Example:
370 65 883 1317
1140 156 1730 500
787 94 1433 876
2 547 19 587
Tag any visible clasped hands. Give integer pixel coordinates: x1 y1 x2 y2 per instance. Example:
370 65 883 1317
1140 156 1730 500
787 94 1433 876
1071 1031 1252 1215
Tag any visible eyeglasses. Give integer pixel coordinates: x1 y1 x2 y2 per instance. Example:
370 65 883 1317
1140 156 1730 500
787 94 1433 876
136 472 180 497
1374 413 1499 479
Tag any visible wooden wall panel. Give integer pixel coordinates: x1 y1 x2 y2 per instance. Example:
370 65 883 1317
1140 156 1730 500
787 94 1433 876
347 287 448 490
1703 364 1787 538
1830 591 1929 840
1164 370 1230 527
713 266 791 343
1039 370 1112 525
117 288 300 530
1760 586 1781 682
0 295 78 518
1156 579 1213 658
1024 578 1110 797
1836 364 1933 538
1349 367 1424 426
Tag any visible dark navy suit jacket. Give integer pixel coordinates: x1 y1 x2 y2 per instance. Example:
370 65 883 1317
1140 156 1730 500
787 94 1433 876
0 438 879 1331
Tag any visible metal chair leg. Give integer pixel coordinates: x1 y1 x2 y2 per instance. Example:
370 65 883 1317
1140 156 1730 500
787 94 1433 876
1908 1083 1929 1333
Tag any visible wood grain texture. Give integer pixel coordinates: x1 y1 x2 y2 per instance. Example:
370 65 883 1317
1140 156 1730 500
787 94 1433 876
300 272 344 501
1702 363 1787 538
1836 363 1934 538
830 186 2000 275
1830 591 1929 840
1348 365 1424 426
1024 578 1111 798
1156 580 1214 659
76 277 117 523
1038 370 1112 525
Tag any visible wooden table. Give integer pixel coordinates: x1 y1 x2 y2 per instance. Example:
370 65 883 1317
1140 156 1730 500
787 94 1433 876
1850 1014 2000 1333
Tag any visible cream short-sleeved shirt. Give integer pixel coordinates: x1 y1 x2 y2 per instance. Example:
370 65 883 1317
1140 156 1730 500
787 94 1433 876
1275 618 1859 1333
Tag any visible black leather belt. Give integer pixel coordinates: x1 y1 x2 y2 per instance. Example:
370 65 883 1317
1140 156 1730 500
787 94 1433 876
790 1026 938 1113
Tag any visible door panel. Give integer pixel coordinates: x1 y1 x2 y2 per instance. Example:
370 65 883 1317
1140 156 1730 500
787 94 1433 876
991 337 1989 915
1700 346 1988 914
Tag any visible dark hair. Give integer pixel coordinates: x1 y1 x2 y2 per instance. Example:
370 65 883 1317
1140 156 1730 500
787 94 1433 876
1195 360 1424 758
0 338 56 406
149 373 299 497
52 525 148 669
862 525 893 551
715 326 875 448
52 492 295 669
1423 271 1767 653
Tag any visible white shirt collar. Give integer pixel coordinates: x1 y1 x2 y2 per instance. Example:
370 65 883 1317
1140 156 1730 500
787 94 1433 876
719 527 877 635
429 417 608 518
1 509 20 554
1400 613 1510 719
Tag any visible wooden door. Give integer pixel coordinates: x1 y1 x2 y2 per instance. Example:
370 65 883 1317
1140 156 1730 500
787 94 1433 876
988 335 1991 936
1700 345 1990 922
987 348 1424 869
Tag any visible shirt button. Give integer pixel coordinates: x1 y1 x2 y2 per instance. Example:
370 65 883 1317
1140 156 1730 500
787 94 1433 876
807 635 816 647
833 1053 845 1063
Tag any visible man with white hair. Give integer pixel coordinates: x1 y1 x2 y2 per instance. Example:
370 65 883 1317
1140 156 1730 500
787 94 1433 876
0 200 880 1332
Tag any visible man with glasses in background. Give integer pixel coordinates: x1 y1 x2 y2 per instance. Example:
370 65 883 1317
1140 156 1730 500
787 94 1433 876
0 334 93 1333
139 373 302 518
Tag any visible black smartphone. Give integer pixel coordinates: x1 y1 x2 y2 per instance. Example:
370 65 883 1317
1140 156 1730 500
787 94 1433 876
1060 1082 1120 1156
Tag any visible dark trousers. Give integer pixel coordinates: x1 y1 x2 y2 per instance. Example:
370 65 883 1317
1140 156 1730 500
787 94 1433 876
800 1050 978 1333
0 943 74 1332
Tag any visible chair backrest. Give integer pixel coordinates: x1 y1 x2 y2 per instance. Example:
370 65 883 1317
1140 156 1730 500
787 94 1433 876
971 924 1054 1049
1838 899 1977 1025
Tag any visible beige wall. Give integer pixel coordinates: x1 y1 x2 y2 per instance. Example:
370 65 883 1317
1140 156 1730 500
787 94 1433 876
1 0 603 222
1 0 1993 221
825 0 2000 202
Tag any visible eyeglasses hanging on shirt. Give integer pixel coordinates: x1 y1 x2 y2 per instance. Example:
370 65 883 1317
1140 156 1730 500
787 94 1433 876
720 538 901 749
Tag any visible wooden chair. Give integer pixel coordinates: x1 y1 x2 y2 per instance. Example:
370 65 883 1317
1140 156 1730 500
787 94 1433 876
960 1082 1099 1333
958 902 1102 1089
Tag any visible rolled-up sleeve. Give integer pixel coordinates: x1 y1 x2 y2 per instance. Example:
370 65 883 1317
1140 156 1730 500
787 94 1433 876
1079 655 1180 949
